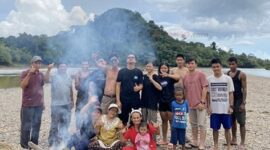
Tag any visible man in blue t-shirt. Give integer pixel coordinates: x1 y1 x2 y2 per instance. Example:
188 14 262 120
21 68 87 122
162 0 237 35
170 87 189 150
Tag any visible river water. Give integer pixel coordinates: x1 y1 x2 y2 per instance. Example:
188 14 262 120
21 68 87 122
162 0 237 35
0 68 269 89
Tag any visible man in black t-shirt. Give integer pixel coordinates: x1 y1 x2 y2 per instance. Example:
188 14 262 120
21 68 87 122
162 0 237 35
116 54 143 125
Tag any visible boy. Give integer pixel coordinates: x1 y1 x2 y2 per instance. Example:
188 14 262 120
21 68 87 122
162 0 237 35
169 87 189 150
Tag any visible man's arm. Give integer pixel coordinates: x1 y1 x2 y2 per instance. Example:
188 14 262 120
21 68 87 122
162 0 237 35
206 92 211 115
70 86 74 108
198 86 208 110
74 72 81 90
229 92 234 114
44 63 54 83
81 95 99 115
201 86 208 103
116 82 121 108
241 73 247 104
20 71 32 89
134 83 143 92
168 74 180 81
150 77 162 91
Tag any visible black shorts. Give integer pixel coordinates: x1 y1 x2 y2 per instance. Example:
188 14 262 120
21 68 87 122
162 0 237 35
159 101 172 112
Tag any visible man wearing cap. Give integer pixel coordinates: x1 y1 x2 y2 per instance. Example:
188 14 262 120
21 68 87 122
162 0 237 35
20 56 53 149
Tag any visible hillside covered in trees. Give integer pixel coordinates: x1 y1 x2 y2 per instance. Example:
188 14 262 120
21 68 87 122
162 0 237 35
0 8 269 69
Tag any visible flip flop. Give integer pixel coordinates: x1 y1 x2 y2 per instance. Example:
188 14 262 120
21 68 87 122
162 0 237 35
190 143 199 148
185 143 193 149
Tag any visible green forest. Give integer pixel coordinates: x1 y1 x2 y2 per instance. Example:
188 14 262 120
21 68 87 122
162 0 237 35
0 8 269 69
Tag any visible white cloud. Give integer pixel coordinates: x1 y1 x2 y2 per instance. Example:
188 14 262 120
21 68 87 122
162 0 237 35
159 22 193 40
234 40 255 45
0 0 92 37
142 12 153 21
145 0 189 12
145 0 270 37
185 17 251 37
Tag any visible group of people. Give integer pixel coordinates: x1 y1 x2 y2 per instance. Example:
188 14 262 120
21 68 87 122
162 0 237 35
19 53 247 150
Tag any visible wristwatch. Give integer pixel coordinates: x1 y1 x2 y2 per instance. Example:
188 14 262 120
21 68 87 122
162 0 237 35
230 105 234 109
200 101 206 104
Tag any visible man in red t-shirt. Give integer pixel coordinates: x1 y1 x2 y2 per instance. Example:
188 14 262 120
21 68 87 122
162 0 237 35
20 56 53 149
183 58 208 150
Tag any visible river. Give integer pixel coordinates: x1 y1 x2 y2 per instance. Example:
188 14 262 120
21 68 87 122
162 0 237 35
0 68 269 89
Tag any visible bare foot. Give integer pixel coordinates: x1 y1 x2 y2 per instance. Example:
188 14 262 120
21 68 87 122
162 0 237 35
157 140 168 145
209 146 219 150
238 144 246 150
230 139 237 145
167 143 174 149
198 145 205 150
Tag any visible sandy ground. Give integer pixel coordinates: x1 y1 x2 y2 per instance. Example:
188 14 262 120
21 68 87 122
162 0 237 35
0 73 270 150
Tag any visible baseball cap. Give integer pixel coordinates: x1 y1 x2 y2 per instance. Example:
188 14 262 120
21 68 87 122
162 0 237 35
31 56 42 63
108 103 121 114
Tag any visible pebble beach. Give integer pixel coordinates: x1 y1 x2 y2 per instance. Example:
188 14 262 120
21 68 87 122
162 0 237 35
0 72 270 150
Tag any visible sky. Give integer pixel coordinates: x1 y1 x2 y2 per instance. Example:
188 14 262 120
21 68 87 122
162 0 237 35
0 0 270 59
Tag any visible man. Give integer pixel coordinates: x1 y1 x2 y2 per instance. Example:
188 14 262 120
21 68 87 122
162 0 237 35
207 58 234 150
227 57 247 149
74 60 91 129
100 55 120 114
80 57 106 129
171 54 189 87
116 54 143 125
47 62 74 147
183 58 208 150
89 56 107 103
20 56 53 149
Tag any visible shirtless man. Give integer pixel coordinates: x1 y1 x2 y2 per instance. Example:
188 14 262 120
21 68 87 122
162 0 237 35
227 57 247 149
171 54 189 87
170 54 190 147
100 55 120 114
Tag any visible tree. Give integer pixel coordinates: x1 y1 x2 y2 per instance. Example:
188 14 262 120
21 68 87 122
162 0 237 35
0 43 12 65
210 41 217 50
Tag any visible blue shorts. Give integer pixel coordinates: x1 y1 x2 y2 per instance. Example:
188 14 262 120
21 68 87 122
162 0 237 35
170 128 186 145
210 114 232 130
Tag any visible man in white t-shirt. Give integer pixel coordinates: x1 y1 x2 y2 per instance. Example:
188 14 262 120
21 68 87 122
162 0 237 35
207 58 234 150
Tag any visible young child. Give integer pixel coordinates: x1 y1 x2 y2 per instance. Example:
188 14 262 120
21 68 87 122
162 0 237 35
135 122 151 150
169 87 189 150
